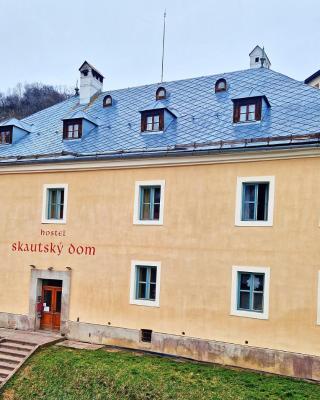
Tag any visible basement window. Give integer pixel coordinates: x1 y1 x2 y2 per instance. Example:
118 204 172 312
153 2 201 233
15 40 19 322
235 176 275 227
141 110 164 132
0 127 12 144
42 184 68 224
140 329 152 343
63 119 82 139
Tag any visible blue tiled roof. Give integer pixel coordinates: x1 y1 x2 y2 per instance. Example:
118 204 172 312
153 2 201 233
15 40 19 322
1 67 320 163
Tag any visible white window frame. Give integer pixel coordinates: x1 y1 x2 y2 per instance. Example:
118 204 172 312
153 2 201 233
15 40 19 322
231 266 270 320
317 271 320 325
41 184 68 224
235 176 275 227
133 180 165 225
130 260 161 307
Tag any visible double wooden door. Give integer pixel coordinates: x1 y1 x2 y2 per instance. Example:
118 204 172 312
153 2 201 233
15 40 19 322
40 285 62 331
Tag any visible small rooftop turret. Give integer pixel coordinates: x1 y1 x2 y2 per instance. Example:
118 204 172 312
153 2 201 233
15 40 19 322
249 45 271 69
79 61 104 105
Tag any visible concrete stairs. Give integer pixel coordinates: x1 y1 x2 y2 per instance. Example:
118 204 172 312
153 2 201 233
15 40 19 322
0 338 38 387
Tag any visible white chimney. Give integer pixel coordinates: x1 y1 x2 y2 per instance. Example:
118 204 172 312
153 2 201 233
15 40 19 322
249 46 271 69
79 61 104 105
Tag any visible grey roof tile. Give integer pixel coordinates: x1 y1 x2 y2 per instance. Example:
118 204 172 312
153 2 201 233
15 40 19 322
0 67 319 161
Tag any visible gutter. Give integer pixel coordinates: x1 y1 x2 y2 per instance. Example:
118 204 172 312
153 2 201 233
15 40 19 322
0 133 320 167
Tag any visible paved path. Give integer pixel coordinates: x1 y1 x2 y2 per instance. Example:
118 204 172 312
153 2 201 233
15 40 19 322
0 328 63 388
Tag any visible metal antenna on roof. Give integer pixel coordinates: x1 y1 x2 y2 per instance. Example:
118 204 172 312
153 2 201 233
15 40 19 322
161 10 167 83
260 46 266 68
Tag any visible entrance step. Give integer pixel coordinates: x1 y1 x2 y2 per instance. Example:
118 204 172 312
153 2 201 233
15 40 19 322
0 328 64 389
0 362 16 371
0 356 21 365
0 348 29 358
1 343 34 352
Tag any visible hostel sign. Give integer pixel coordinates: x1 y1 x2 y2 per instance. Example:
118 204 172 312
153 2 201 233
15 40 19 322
11 229 96 256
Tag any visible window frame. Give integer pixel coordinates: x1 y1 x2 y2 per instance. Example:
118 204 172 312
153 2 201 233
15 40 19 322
156 87 167 100
215 78 227 93
235 176 275 227
231 266 270 320
103 95 112 107
63 119 83 140
130 260 161 307
141 110 164 133
0 126 13 145
133 180 165 225
42 184 69 224
233 97 262 123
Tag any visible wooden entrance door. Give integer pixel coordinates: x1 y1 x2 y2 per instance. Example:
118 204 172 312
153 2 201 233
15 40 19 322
40 285 62 331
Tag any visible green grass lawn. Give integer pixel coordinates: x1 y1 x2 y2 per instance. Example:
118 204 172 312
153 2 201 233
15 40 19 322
1 346 319 400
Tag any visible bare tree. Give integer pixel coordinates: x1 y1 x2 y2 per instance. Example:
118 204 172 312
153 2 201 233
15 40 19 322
0 83 73 121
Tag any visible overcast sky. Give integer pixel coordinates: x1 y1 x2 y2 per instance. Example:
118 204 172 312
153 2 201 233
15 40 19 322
1 0 320 93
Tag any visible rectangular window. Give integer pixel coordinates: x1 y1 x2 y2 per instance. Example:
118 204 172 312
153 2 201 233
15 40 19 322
0 127 12 144
242 182 269 221
136 265 157 301
130 261 161 307
63 119 82 139
231 266 270 319
133 180 165 225
239 104 256 122
233 98 262 123
238 272 264 312
139 186 161 221
47 188 65 220
235 176 275 227
141 110 164 132
42 184 68 224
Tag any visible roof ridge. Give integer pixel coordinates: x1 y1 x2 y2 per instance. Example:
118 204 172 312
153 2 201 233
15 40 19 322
99 68 270 96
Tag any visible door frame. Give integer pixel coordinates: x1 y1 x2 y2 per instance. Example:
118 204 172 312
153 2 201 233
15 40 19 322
40 284 63 331
29 269 71 333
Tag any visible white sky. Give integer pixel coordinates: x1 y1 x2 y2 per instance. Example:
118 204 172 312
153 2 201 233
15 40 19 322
1 0 320 93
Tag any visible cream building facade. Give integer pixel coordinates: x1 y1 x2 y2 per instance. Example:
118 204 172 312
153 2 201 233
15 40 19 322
0 50 320 380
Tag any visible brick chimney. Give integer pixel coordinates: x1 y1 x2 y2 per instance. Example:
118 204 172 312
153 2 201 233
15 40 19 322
79 61 104 105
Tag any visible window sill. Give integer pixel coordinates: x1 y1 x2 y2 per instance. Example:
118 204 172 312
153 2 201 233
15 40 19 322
233 120 261 126
235 220 273 227
230 310 268 320
41 219 67 224
133 220 163 226
141 130 164 135
130 299 160 307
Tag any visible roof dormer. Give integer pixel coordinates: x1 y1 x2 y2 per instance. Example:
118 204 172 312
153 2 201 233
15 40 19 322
0 118 31 145
62 111 97 140
140 102 177 133
232 90 270 124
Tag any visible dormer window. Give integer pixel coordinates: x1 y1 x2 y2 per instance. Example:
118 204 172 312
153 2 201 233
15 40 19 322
215 78 227 93
156 87 166 100
233 98 262 123
103 95 112 107
141 110 164 132
63 119 82 140
0 127 12 144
